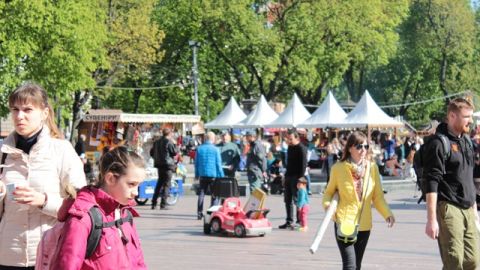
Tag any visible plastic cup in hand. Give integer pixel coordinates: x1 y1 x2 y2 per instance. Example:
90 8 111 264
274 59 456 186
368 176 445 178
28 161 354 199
6 183 16 201
10 183 30 211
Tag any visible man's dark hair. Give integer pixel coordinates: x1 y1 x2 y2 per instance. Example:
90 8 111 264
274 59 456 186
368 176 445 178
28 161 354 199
162 128 171 137
287 128 299 138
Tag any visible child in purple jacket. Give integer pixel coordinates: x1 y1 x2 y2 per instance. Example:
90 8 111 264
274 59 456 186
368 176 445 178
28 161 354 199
51 146 147 270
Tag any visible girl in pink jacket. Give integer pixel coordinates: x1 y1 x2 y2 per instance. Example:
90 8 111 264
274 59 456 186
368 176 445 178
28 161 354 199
51 146 147 270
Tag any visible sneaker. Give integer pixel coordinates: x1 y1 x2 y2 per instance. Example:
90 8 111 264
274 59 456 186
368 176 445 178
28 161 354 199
197 213 204 220
151 204 157 210
297 226 308 232
278 222 292 229
160 206 170 210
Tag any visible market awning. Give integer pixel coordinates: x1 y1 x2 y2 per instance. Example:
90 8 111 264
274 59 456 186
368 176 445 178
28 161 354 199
83 110 201 123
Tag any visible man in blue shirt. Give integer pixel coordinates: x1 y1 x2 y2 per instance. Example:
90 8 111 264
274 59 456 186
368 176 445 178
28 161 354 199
195 131 224 220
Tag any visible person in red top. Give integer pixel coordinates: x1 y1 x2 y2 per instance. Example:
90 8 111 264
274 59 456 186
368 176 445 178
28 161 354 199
52 146 147 270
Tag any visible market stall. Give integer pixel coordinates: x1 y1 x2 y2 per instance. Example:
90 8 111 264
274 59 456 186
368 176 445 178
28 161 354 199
78 109 201 164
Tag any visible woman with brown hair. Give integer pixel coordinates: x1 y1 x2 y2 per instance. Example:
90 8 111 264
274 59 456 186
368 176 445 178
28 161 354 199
0 83 86 269
323 131 395 270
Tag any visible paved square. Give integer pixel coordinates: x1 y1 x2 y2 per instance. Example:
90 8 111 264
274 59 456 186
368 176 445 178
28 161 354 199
135 190 477 269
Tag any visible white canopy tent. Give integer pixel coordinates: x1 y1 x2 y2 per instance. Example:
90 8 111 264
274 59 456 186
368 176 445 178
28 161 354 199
264 93 311 128
232 95 278 129
298 91 347 128
205 97 247 129
331 90 403 128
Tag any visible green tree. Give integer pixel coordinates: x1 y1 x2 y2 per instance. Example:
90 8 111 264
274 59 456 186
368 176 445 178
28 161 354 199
152 0 410 121
340 0 409 101
0 1 107 118
366 0 479 127
72 0 165 141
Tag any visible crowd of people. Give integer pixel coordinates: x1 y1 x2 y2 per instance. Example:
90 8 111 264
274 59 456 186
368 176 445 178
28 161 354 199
0 82 478 270
148 98 480 269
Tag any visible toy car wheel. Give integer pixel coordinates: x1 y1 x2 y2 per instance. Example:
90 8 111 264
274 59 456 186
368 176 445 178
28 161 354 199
203 222 211 234
210 218 222 233
134 197 149 205
234 224 246 238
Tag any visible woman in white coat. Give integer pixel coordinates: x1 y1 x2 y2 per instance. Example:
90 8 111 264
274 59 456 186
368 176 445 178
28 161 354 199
0 83 86 269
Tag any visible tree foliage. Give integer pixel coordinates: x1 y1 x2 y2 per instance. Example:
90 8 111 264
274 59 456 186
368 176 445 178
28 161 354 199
0 1 107 116
71 0 164 141
1 0 480 130
365 0 479 126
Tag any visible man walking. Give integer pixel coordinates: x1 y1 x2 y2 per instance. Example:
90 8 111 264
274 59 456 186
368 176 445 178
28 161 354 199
424 97 479 269
217 131 241 178
196 131 224 220
150 128 178 210
246 130 267 193
279 129 307 229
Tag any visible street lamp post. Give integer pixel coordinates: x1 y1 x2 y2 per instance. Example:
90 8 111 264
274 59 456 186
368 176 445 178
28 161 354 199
189 40 200 116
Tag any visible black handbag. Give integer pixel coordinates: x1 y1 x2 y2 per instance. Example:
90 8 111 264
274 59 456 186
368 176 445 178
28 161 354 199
211 177 240 198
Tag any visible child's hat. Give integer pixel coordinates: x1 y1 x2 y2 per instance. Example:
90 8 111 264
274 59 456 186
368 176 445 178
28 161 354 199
298 177 308 184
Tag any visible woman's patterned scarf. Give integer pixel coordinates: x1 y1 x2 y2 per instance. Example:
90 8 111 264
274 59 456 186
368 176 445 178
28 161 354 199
349 158 365 201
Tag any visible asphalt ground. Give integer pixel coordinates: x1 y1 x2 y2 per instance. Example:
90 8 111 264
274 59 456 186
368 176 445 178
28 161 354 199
133 189 480 270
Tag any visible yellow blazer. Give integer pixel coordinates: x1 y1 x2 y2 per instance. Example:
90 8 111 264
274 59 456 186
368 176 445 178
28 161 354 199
322 161 393 231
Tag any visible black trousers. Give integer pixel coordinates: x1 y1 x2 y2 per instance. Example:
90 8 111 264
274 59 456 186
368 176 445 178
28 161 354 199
283 176 299 223
334 224 371 270
197 177 219 213
152 167 173 208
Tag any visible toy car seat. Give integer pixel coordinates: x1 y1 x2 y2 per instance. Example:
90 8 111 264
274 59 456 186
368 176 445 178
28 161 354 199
224 197 242 214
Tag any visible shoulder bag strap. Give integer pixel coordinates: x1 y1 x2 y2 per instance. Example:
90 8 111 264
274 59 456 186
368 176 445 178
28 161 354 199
0 153 7 174
0 153 6 220
86 206 104 258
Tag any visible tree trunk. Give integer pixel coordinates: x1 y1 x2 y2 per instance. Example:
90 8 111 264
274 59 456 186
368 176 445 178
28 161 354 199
133 89 142 113
439 52 449 107
70 90 91 144
344 61 357 101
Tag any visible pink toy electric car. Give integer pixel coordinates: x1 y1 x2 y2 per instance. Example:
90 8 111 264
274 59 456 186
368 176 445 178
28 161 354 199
203 197 272 237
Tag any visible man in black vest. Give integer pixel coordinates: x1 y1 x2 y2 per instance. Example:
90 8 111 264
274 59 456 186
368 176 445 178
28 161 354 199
150 128 178 209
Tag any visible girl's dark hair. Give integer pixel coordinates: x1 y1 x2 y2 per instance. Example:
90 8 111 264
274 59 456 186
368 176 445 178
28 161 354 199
9 83 61 138
96 146 145 187
340 131 367 162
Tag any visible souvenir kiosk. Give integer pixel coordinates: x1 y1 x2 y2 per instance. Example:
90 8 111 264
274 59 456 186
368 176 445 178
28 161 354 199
78 109 201 203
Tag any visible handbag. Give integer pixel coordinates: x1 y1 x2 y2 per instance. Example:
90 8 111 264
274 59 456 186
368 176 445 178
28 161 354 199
336 222 359 243
336 162 371 243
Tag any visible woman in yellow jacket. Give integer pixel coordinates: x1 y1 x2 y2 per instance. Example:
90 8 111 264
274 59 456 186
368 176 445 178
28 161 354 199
323 131 395 270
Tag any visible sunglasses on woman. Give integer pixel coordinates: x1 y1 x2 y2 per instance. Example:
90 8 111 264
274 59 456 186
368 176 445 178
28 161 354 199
355 144 369 150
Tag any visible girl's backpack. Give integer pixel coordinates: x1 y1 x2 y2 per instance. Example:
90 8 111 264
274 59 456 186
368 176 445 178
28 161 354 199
35 206 133 269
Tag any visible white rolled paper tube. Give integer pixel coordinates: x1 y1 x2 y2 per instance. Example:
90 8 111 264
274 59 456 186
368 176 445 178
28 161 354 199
309 193 338 254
